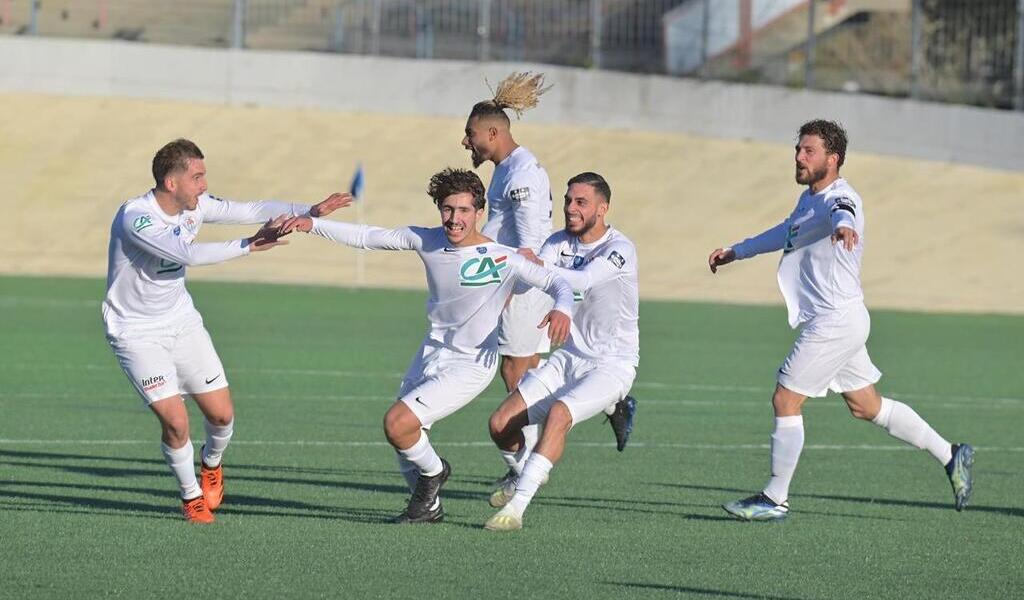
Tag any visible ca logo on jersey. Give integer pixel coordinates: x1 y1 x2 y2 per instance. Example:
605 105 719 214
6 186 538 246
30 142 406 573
459 255 508 287
783 224 800 254
133 215 154 232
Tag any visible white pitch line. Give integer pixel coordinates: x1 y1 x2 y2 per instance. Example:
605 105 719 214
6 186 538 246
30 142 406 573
0 438 1022 452
2 363 1021 405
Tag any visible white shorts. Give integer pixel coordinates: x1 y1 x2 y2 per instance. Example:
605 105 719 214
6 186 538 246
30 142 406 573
107 317 228 406
397 342 498 428
777 304 882 398
497 287 554 357
518 349 636 427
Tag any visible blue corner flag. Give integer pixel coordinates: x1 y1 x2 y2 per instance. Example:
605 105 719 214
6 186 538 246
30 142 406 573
349 164 365 201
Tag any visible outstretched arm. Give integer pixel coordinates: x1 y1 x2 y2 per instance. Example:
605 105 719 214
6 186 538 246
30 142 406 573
201 192 352 225
709 219 789 273
521 243 632 293
279 216 423 251
125 213 288 266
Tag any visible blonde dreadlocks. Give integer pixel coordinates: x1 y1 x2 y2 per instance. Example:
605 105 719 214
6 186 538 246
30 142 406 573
470 72 552 122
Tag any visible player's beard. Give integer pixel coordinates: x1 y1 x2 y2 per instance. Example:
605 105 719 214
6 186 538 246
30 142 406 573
566 212 598 237
795 162 828 186
468 145 485 168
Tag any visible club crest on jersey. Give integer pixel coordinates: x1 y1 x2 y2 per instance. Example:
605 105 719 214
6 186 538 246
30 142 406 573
477 246 487 254
133 215 154 232
509 187 531 204
572 255 585 269
608 251 626 269
459 255 508 287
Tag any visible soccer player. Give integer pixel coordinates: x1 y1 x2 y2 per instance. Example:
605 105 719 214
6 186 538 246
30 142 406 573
278 168 575 524
707 120 975 521
104 138 348 523
462 73 637 486
485 172 639 531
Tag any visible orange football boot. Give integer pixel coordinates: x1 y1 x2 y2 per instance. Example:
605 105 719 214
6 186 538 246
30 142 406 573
182 495 215 524
200 461 224 511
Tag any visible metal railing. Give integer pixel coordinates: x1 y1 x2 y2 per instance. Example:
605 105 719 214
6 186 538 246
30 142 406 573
2 0 1021 110
665 0 1023 109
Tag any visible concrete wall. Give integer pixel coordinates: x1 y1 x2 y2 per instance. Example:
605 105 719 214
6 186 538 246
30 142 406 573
1 36 1022 171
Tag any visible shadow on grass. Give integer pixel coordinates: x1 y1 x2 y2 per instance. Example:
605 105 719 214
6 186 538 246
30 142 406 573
653 481 1023 519
0 458 165 478
603 581 807 600
530 496 734 522
0 483 398 524
0 448 395 478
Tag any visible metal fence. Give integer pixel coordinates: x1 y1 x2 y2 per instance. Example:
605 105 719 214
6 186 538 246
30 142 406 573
666 0 1024 110
2 0 1022 109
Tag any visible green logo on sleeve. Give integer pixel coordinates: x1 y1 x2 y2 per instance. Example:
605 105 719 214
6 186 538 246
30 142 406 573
132 215 154 232
783 224 800 254
459 255 508 287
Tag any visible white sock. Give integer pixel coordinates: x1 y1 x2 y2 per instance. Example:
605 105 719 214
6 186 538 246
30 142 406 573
201 418 234 468
500 439 532 475
396 452 419 492
161 441 201 500
398 431 443 477
762 416 804 505
872 397 953 465
507 453 553 516
522 423 539 453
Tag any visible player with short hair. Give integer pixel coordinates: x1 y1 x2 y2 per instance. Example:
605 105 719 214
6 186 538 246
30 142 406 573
104 138 348 523
279 167 575 524
462 73 637 492
708 120 975 521
485 172 639 531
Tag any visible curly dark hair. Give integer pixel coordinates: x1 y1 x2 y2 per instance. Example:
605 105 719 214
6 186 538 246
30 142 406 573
427 168 486 210
798 119 848 168
152 138 204 189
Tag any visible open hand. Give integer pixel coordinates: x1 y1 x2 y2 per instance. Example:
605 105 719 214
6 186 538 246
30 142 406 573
248 215 291 252
279 215 314 235
539 309 571 347
310 193 353 218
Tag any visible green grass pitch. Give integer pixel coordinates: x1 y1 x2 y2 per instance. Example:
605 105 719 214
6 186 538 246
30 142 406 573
1 275 1021 599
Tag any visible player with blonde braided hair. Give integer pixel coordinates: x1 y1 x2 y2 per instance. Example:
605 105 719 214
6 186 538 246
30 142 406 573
461 73 637 504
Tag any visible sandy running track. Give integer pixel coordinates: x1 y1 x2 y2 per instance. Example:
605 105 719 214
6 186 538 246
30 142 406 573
2 93 1021 314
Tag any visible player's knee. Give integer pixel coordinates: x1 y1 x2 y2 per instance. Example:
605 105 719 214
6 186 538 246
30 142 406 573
161 418 191 447
205 411 233 427
546 402 573 433
488 411 509 442
382 404 414 443
771 390 801 415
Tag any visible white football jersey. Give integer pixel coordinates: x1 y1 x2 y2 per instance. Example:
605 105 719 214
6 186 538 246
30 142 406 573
309 219 575 356
481 146 553 252
538 226 640 366
103 190 308 335
732 178 865 327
